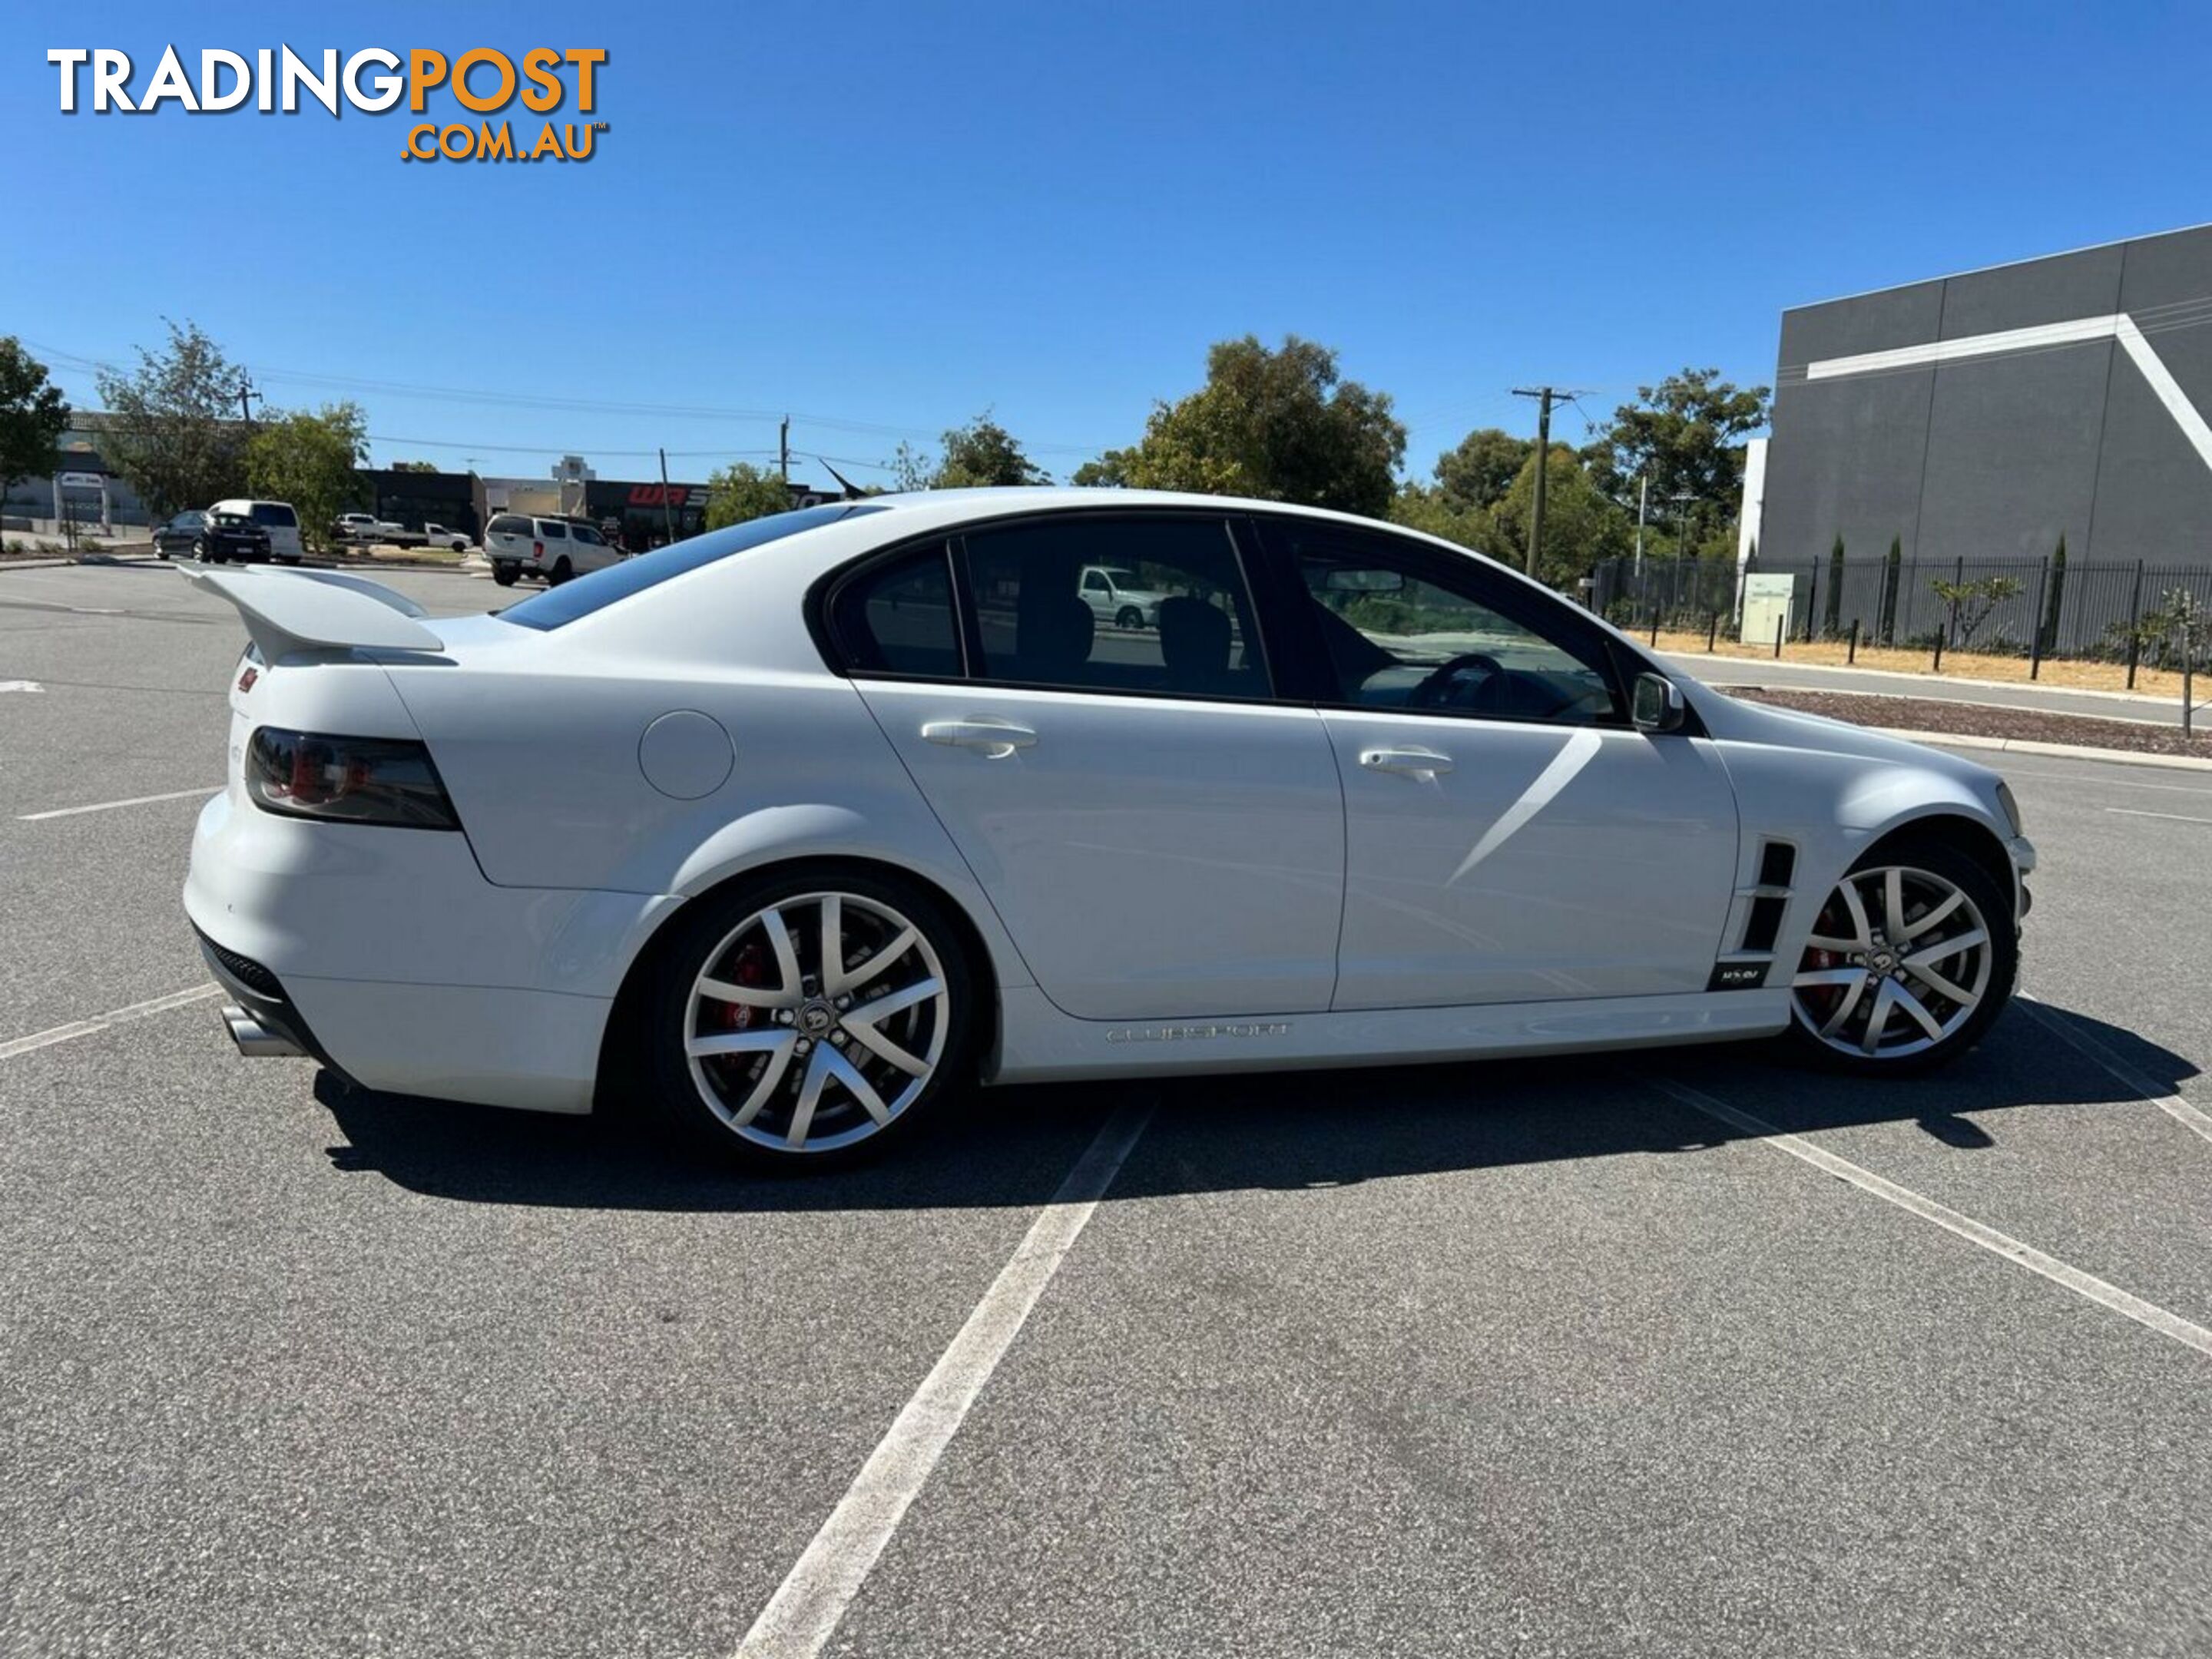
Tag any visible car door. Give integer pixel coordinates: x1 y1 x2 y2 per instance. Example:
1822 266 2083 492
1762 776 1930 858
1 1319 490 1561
1255 518 1740 1011
832 512 1346 1022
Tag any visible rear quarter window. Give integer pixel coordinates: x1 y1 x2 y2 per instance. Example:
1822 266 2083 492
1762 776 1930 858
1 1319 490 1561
538 521 568 539
250 504 298 528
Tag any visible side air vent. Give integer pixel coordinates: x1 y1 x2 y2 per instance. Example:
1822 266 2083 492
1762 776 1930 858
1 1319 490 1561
1757 840 1796 890
1741 896 1786 954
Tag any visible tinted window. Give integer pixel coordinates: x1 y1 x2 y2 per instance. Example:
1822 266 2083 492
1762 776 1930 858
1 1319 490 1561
962 516 1266 700
249 503 298 528
539 520 568 539
488 515 530 535
830 545 961 677
502 504 889 631
573 525 603 546
1286 531 1621 724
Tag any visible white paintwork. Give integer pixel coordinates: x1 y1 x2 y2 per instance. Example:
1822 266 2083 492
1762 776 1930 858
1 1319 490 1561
1805 312 2212 474
180 488 2034 1118
180 563 443 660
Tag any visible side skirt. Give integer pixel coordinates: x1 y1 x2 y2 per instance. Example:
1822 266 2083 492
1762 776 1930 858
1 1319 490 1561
985 987 1792 1085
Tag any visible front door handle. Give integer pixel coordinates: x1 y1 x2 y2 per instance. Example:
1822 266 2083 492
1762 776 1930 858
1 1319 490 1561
922 719 1038 758
1360 746 1453 777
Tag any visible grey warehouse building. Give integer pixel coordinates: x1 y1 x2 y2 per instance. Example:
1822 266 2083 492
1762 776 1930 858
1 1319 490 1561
1750 222 2212 653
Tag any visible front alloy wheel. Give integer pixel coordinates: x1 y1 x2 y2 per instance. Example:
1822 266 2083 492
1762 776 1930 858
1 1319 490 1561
1788 844 2014 1072
651 873 972 1167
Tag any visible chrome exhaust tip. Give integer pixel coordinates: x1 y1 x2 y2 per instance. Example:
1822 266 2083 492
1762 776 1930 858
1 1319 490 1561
220 1002 304 1058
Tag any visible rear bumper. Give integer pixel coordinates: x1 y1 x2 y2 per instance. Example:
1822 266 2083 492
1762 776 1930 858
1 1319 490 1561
185 789 669 1114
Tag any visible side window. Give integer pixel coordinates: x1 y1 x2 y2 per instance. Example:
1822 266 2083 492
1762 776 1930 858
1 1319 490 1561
961 516 1267 700
830 545 962 678
1082 570 1108 594
574 525 603 547
540 521 568 540
1285 531 1622 724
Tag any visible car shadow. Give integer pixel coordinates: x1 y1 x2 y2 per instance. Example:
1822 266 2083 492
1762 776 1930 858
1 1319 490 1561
315 999 2200 1214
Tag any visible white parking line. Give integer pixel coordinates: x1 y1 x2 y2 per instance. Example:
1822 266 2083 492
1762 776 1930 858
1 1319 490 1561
0 984 223 1061
2104 806 2212 826
2016 997 2212 1148
733 1101 1154 1659
1647 1078 2212 1359
17 786 220 821
1992 760 2212 796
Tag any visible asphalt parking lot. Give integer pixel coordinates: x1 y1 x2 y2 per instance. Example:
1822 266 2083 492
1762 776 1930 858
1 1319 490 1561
3 558 2210 1659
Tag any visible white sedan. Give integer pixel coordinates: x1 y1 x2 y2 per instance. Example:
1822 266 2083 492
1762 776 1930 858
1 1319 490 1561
182 490 2035 1168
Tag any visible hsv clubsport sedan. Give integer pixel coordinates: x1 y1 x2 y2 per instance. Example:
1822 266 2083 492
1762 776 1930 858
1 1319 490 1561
182 491 2034 1168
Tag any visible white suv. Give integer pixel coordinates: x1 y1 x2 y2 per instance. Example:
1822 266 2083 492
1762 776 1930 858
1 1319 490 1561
207 499 304 564
1078 564 1168 630
485 515 621 587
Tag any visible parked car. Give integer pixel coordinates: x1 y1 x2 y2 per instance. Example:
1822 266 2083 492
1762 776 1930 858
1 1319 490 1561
191 510 272 565
152 512 205 559
335 512 400 542
422 524 473 553
183 489 2035 1172
207 498 304 564
1078 563 1168 630
483 513 621 587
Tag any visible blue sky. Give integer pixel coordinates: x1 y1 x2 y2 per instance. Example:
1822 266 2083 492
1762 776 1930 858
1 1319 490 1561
7 0 2208 488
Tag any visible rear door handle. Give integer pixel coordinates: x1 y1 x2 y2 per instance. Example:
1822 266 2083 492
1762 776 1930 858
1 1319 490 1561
1360 746 1453 777
922 720 1038 758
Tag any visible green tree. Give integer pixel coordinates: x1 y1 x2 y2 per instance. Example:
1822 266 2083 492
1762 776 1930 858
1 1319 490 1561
704 461 793 528
932 412 1050 488
1490 444 1631 588
2040 534 2068 654
1432 427 1532 510
0 337 71 493
389 459 441 474
94 319 250 516
1081 336 1406 517
1929 574 2024 649
244 402 369 555
1387 481 1503 557
1585 369 1770 534
1879 535 1903 643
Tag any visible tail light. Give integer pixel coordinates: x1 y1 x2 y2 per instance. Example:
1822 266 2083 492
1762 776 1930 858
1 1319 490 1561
245 727 461 830
533 540 545 559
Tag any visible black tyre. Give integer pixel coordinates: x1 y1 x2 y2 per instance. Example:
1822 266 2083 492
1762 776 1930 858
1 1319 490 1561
644 863 976 1171
548 558 574 586
1116 605 1144 630
157 547 171 560
492 565 518 587
1783 836 2016 1076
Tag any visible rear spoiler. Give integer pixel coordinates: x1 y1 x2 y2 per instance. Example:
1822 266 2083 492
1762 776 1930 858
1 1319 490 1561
180 565 445 661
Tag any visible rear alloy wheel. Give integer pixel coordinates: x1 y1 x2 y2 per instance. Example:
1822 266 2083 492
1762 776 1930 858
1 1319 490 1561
648 871 973 1169
1116 605 1144 631
1786 842 2015 1074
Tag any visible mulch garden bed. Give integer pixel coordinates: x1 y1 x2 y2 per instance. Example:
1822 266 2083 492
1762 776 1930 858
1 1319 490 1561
1717 685 2212 760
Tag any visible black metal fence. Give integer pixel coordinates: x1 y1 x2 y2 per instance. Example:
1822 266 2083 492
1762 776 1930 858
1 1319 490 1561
1590 553 2212 665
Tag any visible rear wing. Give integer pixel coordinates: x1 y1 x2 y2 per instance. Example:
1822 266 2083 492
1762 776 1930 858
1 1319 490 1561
180 565 445 661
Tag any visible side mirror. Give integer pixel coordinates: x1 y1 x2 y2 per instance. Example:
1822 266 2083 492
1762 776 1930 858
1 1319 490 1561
1631 672 1687 733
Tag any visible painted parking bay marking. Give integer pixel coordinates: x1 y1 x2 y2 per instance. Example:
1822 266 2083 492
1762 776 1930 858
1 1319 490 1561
733 1101 1154 1659
2016 995 2212 1150
17 786 220 821
1646 1077 2212 1359
0 985 224 1061
2104 806 2212 827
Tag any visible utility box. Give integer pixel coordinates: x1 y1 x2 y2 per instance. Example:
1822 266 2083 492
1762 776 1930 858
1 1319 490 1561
1740 573 1795 647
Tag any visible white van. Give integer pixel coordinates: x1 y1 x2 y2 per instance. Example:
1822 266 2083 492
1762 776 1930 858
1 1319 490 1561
207 499 304 564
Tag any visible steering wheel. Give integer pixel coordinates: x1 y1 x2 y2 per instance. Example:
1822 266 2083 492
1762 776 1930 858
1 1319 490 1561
1407 652 1502 709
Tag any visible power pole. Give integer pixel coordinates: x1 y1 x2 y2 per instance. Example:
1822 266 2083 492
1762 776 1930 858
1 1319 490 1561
1511 386 1575 579
236 373 262 425
657 447 678 546
1634 472 1648 571
779 416 790 484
